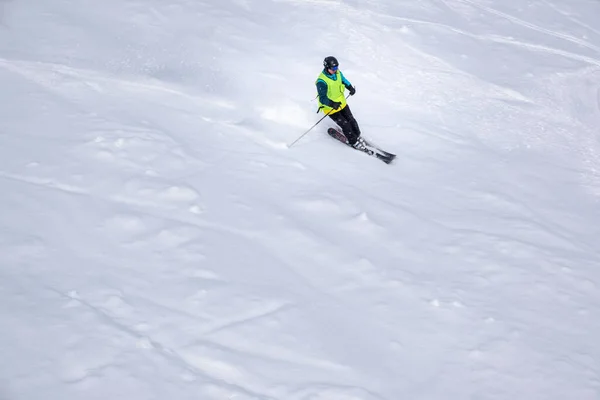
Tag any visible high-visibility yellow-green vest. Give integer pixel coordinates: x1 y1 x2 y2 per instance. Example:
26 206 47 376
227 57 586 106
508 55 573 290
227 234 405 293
316 71 347 115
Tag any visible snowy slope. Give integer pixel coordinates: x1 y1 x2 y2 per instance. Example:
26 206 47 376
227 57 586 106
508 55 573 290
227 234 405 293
1 0 600 399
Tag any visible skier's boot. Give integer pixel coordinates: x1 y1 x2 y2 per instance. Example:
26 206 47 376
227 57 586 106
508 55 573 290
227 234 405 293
352 137 367 150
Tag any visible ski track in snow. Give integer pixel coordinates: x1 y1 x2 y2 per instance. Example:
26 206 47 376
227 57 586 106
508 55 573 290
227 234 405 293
540 0 600 39
372 5 600 69
1 0 600 399
456 0 600 54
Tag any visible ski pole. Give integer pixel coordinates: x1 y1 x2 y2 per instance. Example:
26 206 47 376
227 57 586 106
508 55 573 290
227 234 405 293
287 111 332 148
287 93 351 148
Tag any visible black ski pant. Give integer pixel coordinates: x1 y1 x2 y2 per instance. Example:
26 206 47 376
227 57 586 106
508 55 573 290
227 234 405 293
329 105 361 145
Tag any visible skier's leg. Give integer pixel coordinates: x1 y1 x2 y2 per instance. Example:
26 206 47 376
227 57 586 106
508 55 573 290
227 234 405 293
342 106 361 139
329 111 357 145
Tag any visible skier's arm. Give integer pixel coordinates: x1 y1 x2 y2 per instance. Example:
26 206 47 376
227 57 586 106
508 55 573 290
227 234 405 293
316 80 336 107
340 71 352 89
340 71 356 95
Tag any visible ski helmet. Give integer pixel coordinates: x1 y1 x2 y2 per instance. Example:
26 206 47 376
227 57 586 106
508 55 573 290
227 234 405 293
323 56 339 70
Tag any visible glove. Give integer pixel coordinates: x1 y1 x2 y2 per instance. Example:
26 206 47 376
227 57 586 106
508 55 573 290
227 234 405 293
330 101 341 110
348 86 356 96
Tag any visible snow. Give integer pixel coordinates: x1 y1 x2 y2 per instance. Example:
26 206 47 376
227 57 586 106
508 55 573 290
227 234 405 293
1 0 600 399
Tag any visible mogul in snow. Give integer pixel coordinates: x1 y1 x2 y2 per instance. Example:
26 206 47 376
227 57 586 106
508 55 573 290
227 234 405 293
316 56 366 150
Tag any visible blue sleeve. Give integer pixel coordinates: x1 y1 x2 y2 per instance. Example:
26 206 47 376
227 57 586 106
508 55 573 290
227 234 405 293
316 80 334 106
340 71 352 88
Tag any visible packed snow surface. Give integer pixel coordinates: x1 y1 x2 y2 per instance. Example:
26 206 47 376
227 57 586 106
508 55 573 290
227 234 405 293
1 0 599 399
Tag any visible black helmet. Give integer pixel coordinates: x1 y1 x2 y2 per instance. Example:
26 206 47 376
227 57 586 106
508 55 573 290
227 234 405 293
323 56 339 70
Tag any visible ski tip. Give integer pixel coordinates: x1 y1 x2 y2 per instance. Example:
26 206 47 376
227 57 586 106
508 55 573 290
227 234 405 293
376 154 395 164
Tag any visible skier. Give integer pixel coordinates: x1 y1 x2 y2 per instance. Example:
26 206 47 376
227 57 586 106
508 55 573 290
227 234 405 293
316 56 366 149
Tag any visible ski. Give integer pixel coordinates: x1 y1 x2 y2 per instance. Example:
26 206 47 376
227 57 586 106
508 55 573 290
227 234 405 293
362 138 396 159
327 128 395 164
374 152 395 164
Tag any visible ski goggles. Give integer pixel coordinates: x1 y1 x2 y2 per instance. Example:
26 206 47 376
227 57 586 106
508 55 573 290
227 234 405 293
330 66 339 71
